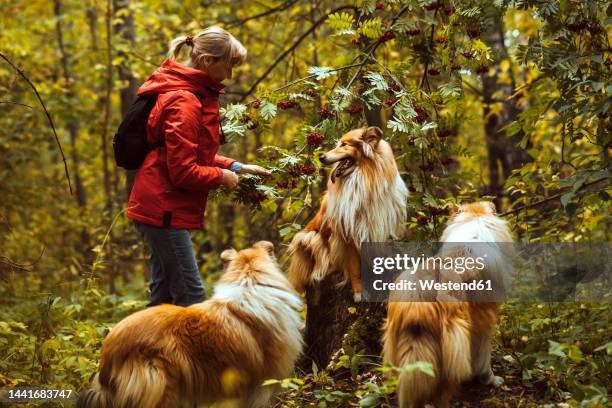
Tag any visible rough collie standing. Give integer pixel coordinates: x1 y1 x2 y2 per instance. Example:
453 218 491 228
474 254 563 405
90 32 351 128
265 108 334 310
77 241 303 408
288 126 408 301
383 202 514 408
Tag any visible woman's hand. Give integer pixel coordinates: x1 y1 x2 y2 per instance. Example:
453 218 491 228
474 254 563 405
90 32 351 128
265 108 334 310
238 164 272 176
220 169 239 192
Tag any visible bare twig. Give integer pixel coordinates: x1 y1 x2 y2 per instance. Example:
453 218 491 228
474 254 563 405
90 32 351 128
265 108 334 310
273 62 364 92
500 177 610 217
0 246 45 272
0 53 73 194
0 101 34 109
346 4 411 91
420 8 438 91
240 5 359 102
225 0 300 27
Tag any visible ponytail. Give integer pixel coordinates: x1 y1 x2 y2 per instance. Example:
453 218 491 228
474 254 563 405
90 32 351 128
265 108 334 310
167 36 189 60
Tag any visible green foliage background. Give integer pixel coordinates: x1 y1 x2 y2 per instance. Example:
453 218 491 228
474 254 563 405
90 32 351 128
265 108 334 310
0 0 610 406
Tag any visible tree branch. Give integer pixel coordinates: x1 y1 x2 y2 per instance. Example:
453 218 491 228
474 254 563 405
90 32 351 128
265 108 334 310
225 0 300 27
240 5 359 102
346 4 411 90
500 177 610 217
0 52 73 195
0 101 34 109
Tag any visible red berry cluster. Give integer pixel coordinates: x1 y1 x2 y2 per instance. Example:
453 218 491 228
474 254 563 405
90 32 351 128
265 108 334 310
380 30 396 42
303 88 317 97
417 214 430 225
277 100 298 110
435 36 448 44
407 135 416 146
247 191 268 206
384 98 397 107
420 160 435 171
566 20 589 32
287 164 316 177
376 2 385 10
276 180 297 189
408 184 416 193
407 28 421 36
441 156 454 166
424 2 440 11
438 128 456 138
388 81 401 93
413 42 428 52
351 35 368 45
462 51 473 59
428 206 446 216
318 106 332 119
414 106 428 124
306 131 325 147
239 114 251 123
444 6 456 16
467 25 484 39
251 99 261 109
475 65 489 75
428 68 440 76
346 102 364 114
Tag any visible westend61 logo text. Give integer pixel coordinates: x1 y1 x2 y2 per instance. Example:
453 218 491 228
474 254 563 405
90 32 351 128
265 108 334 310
371 254 487 275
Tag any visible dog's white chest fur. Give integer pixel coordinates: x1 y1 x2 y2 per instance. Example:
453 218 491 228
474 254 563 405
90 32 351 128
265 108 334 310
324 168 408 247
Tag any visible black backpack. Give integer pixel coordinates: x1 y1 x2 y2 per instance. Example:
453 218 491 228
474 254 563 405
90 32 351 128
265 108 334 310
112 95 162 170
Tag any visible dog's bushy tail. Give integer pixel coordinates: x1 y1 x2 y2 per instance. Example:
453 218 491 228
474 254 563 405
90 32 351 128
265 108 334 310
77 356 168 408
288 230 328 292
384 303 471 408
76 374 111 408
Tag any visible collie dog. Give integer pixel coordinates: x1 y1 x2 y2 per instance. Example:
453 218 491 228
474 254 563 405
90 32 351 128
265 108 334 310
288 126 408 301
383 202 514 408
77 241 303 408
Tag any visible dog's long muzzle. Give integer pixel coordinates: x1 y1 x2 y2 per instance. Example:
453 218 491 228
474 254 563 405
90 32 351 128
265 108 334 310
319 154 355 183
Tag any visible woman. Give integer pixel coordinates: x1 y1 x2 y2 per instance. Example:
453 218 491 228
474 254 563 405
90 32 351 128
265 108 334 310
127 27 269 307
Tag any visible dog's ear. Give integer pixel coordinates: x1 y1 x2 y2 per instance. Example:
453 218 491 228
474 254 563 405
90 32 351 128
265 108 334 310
362 126 383 147
445 202 460 215
484 201 497 214
220 248 238 269
254 241 275 257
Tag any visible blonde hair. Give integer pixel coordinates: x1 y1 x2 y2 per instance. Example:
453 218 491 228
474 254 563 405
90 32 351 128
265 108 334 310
167 26 247 69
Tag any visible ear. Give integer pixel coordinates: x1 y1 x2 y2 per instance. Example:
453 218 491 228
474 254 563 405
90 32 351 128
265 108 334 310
220 248 237 269
485 201 497 214
445 202 460 215
197 55 213 69
254 241 275 257
362 126 383 146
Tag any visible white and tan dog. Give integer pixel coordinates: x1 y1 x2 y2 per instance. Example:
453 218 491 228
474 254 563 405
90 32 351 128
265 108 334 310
383 202 514 408
77 241 303 408
288 126 408 301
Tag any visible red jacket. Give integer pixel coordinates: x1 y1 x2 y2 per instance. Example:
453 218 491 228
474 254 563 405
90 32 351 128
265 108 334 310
127 59 235 229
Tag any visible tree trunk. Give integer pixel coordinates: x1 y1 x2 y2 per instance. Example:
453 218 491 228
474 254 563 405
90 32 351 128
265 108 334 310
54 0 87 209
481 13 530 208
113 0 139 200
301 273 386 370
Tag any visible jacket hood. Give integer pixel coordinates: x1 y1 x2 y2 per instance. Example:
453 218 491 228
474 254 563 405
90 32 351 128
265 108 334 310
137 59 225 97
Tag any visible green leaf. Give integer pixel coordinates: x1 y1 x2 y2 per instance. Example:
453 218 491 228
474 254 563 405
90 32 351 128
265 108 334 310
308 66 336 80
358 17 384 39
548 340 566 358
327 12 355 32
260 102 277 120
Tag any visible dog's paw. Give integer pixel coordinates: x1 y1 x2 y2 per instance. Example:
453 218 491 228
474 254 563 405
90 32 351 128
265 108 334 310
478 373 504 387
353 292 362 302
491 375 504 387
487 375 504 387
